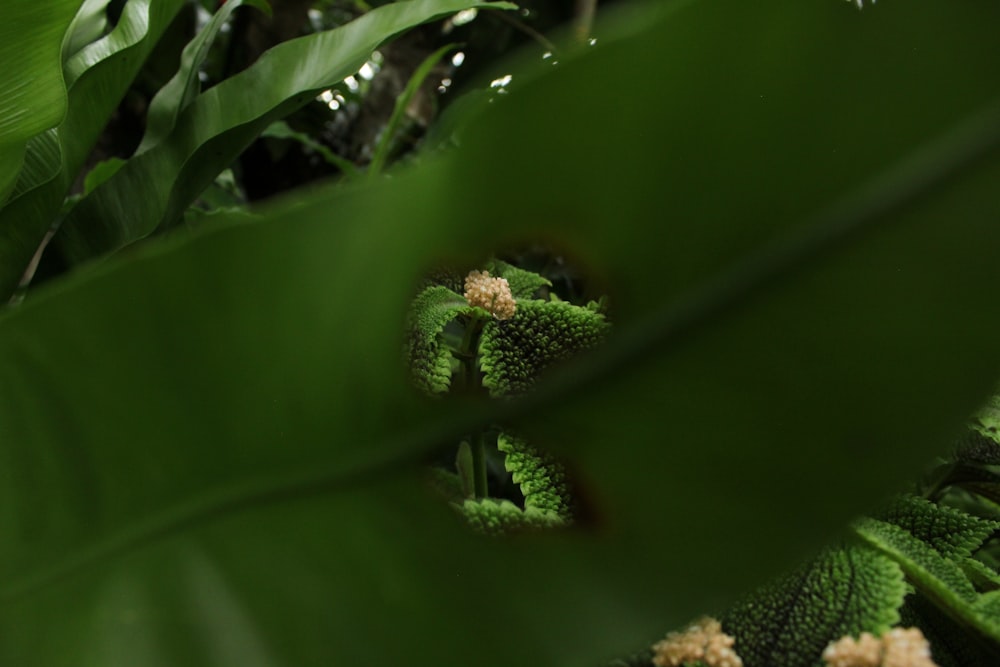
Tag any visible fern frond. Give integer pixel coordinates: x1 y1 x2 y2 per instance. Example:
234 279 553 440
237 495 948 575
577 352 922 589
876 494 1000 561
853 518 1000 646
497 432 572 521
899 592 997 667
486 259 553 300
853 518 978 603
457 498 564 536
721 544 905 667
404 285 469 395
479 299 609 397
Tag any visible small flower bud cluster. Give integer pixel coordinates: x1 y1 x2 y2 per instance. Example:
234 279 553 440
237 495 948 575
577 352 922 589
822 627 937 667
464 270 516 320
847 0 875 8
652 617 743 667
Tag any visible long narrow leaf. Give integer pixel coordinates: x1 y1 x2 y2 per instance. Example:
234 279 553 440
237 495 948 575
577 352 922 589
137 0 271 155
54 1 517 267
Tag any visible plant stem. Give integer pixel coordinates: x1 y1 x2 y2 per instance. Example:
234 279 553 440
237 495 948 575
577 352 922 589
454 310 491 497
471 432 489 499
455 310 487 394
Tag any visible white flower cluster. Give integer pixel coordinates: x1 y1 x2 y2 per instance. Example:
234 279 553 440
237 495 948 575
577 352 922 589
822 627 937 667
463 270 516 320
848 0 876 9
652 617 743 667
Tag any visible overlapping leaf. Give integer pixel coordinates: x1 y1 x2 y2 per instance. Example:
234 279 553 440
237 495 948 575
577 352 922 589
0 0 82 201
0 0 187 298
52 0 517 267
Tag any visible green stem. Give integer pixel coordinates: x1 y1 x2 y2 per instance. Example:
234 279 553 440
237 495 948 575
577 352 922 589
471 432 489 499
455 310 488 394
454 310 491 497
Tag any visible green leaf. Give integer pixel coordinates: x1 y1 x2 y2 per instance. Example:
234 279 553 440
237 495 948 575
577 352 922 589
876 495 1000 561
81 158 126 196
974 395 1000 442
0 0 82 200
136 0 270 155
0 0 188 300
368 42 457 177
497 432 571 520
405 285 470 395
720 544 906 667
3 1 1000 665
899 593 1000 667
479 299 609 396
52 1 518 268
261 120 360 177
854 518 978 603
62 0 111 62
487 258 553 300
854 518 1000 644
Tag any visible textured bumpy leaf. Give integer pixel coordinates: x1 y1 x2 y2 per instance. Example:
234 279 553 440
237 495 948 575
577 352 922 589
458 497 567 535
53 0 517 267
487 259 553 300
855 517 1000 646
405 285 469 394
480 299 609 396
974 395 1000 442
854 518 978 602
876 494 1000 561
954 429 1000 465
497 432 571 519
3 2 1000 666
899 593 1000 667
721 544 906 667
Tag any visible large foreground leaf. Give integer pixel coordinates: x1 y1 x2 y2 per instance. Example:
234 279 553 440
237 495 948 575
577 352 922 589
3 1 1000 665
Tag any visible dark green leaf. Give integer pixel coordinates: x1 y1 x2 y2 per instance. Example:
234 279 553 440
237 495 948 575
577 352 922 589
721 544 905 667
480 299 609 396
3 2 1000 665
405 285 469 395
876 495 1000 561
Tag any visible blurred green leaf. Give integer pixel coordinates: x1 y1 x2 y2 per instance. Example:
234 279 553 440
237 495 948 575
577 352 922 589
53 0 518 268
0 0 187 300
2 1 1000 666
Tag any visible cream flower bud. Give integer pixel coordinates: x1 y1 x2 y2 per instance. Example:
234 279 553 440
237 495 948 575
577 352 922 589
463 270 516 320
653 617 743 667
822 628 937 667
